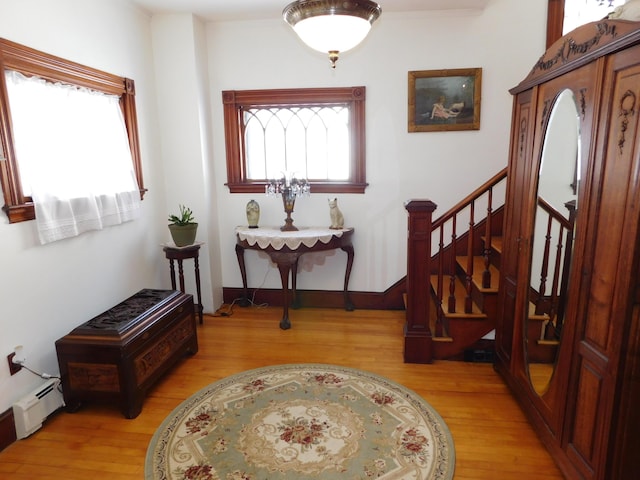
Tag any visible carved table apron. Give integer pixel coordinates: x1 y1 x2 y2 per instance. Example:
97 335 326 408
235 227 355 329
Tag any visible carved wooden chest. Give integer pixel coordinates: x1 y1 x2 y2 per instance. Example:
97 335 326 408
55 289 197 419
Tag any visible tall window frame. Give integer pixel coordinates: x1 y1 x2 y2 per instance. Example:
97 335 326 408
0 38 145 224
222 86 368 194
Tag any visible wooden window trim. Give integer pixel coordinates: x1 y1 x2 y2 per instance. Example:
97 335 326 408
547 0 565 49
0 38 146 223
222 86 368 194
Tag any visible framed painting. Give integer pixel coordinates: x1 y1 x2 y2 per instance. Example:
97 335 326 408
408 68 482 132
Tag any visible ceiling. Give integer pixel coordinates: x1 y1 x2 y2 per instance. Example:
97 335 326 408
127 0 491 22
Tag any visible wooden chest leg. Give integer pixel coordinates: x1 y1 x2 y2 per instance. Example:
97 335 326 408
122 394 144 419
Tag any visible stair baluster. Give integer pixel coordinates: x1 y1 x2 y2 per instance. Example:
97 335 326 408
437 227 448 337
535 215 553 315
465 201 475 313
483 188 493 289
448 216 457 314
546 224 565 334
555 200 577 334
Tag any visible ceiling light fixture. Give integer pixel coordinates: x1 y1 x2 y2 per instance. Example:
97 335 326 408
283 0 382 69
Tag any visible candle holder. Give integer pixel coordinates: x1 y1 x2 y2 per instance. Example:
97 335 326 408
266 173 310 231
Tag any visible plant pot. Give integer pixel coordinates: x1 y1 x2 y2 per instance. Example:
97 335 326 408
168 223 198 247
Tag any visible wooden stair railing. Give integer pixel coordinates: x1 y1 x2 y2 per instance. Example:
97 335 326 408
404 168 507 363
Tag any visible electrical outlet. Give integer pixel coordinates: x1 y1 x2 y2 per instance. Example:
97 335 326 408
7 352 22 375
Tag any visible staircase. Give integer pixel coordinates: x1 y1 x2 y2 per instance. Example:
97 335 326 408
429 173 506 361
403 168 573 364
429 235 502 360
403 169 506 363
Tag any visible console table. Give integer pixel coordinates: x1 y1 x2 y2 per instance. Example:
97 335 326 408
235 227 354 329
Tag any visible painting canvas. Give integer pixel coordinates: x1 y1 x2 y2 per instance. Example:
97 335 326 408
408 68 482 132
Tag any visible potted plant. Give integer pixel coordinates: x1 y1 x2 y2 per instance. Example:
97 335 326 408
168 204 198 247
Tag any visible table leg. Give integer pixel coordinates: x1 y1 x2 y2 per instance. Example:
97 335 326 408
168 259 177 290
276 262 292 330
177 259 186 292
235 244 251 307
341 244 355 311
291 257 300 309
194 254 203 324
270 252 301 329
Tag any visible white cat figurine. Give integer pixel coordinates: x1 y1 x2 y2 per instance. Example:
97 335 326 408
328 198 344 229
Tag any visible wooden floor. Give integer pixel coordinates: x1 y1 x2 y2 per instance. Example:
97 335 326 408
0 306 564 479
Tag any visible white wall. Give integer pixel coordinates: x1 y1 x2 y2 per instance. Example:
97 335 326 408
207 0 548 295
0 0 548 414
149 14 220 313
0 0 168 412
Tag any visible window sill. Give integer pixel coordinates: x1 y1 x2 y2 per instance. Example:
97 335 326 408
3 188 147 223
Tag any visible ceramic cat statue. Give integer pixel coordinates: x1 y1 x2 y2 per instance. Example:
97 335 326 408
328 198 344 229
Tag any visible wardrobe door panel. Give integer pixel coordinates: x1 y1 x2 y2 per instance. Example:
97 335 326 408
496 89 535 367
566 356 606 479
582 51 640 355
566 42 640 480
525 64 599 440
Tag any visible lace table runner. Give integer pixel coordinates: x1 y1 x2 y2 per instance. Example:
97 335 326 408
235 226 350 250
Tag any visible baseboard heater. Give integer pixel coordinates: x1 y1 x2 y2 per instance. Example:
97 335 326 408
12 378 65 439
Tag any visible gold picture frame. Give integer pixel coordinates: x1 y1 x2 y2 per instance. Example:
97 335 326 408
408 68 482 132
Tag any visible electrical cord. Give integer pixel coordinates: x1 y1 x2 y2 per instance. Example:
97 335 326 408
221 263 272 316
13 360 61 380
243 263 272 308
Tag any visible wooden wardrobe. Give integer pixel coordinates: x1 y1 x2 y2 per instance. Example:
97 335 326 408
495 20 640 479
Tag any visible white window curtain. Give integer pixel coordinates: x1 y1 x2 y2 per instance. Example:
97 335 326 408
4 70 141 244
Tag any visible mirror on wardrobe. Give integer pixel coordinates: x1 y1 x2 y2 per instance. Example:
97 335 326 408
526 89 580 395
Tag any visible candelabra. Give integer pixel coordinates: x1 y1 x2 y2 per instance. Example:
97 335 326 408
266 173 310 231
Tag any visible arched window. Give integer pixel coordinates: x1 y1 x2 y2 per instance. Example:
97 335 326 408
222 87 368 194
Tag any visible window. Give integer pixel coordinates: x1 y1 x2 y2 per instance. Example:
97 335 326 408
547 0 626 47
0 38 145 224
563 0 625 34
222 86 368 194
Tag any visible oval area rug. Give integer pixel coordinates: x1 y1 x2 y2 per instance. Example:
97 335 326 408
145 364 455 480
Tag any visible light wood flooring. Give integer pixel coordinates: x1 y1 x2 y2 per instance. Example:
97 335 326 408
0 306 564 479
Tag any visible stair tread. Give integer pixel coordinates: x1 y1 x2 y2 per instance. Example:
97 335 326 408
430 275 487 318
455 255 500 292
433 336 454 343
481 235 502 254
528 302 551 321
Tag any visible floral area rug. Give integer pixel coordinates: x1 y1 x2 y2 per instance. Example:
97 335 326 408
145 364 455 480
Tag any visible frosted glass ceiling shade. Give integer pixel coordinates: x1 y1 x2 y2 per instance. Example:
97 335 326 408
293 15 371 53
283 0 382 68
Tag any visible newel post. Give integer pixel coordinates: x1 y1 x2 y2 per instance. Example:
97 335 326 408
403 199 437 364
